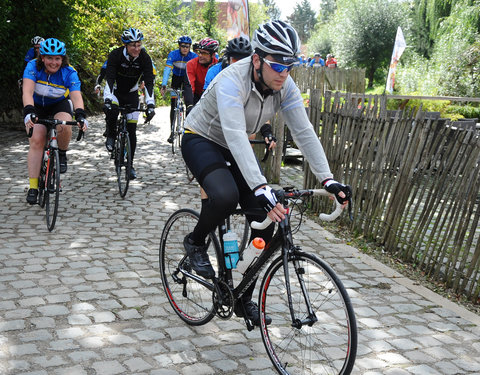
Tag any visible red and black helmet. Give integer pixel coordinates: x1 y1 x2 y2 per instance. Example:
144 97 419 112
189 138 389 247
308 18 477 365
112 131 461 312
197 37 219 53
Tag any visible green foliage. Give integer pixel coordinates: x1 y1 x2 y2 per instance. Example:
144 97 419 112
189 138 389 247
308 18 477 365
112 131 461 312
262 0 281 20
287 0 317 43
318 0 336 24
202 0 219 37
249 2 269 39
0 0 73 110
306 24 332 57
332 0 406 88
397 2 480 97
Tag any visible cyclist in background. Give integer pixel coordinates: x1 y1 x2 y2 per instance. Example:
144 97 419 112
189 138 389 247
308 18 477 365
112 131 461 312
181 21 351 326
19 36 45 89
103 27 156 180
184 37 219 109
23 38 88 204
160 36 197 143
308 52 325 67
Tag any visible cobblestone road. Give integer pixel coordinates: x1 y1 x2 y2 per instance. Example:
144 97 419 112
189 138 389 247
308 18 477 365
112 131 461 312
1 107 479 375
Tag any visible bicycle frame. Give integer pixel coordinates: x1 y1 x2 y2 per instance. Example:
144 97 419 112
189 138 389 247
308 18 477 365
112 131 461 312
175 201 315 328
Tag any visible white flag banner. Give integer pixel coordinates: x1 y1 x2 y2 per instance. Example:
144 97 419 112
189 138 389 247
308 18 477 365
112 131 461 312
386 26 406 94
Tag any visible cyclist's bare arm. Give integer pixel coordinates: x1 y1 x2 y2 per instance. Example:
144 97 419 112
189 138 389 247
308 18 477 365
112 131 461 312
22 78 36 130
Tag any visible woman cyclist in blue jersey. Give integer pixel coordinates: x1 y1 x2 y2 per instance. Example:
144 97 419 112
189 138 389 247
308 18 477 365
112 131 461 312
160 35 197 143
23 38 88 205
180 21 352 326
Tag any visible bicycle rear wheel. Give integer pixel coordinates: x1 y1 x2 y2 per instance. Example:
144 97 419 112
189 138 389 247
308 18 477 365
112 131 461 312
45 149 60 231
159 209 220 325
259 252 357 375
116 132 131 198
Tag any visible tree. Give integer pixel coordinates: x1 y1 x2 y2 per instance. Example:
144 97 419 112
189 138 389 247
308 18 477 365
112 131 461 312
249 2 270 39
202 0 218 37
263 0 281 20
318 0 336 24
287 0 317 43
332 0 405 88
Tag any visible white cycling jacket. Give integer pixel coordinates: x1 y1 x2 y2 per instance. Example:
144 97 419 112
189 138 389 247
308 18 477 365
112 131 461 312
184 56 333 190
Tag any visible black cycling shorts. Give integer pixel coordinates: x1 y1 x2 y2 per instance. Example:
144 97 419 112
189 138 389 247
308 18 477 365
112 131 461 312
181 132 252 195
34 98 73 118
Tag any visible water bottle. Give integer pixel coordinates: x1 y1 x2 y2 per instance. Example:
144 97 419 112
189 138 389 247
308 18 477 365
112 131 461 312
237 237 265 274
223 231 239 269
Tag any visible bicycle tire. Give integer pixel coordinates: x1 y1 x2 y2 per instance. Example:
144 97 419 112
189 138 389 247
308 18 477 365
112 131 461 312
259 251 357 375
38 154 47 208
116 132 131 198
159 209 220 326
45 149 60 232
171 116 177 154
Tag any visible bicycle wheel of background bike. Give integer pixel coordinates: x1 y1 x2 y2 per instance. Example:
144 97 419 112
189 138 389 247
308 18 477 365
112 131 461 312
159 209 220 326
259 251 357 375
45 149 60 232
227 211 250 253
116 132 131 198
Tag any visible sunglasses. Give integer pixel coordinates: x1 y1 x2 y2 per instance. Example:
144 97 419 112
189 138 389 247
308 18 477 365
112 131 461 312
263 58 294 73
197 50 211 56
179 44 190 48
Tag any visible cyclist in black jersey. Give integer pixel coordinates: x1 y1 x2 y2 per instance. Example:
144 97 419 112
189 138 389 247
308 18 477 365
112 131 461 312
103 27 156 180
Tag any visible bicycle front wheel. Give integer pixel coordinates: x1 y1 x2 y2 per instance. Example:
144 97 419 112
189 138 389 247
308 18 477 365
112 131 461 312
116 132 131 198
45 149 60 231
159 209 220 326
259 252 357 375
38 156 47 208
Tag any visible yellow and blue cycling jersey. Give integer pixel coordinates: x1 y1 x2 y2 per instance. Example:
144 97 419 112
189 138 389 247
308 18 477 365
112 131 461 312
23 59 81 106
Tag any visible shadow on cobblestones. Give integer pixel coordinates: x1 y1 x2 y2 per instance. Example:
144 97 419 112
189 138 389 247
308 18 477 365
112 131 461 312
0 107 479 375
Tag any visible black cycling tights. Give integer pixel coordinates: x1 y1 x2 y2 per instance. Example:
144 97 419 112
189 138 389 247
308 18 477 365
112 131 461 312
182 133 274 302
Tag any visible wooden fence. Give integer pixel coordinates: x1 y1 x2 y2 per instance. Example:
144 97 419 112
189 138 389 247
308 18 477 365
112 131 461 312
302 90 480 303
290 66 366 95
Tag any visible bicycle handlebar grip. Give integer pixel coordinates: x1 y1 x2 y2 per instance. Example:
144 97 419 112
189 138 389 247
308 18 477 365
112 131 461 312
250 217 273 230
312 189 344 221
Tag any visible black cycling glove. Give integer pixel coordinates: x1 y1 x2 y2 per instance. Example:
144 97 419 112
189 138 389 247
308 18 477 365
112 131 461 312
322 178 352 204
145 104 155 122
260 123 277 144
254 186 278 213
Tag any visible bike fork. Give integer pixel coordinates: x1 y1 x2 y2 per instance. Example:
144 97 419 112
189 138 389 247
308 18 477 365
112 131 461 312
283 247 317 328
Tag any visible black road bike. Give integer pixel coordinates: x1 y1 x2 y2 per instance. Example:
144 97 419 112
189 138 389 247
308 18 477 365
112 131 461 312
110 105 146 198
159 188 357 374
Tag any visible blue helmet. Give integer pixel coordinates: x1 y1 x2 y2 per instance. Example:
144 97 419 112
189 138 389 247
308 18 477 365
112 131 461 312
177 35 192 45
121 28 144 43
40 38 66 56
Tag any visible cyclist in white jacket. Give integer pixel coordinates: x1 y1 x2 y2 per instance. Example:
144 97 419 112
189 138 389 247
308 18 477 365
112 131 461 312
181 20 351 326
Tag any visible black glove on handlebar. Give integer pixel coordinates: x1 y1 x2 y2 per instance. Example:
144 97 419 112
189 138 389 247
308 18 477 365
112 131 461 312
145 104 155 122
322 178 352 205
260 123 277 144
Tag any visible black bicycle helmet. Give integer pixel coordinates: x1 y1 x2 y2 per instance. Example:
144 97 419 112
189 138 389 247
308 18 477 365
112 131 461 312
252 20 300 65
225 37 252 59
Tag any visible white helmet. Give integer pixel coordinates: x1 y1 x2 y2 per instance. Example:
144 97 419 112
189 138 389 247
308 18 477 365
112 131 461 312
252 20 300 65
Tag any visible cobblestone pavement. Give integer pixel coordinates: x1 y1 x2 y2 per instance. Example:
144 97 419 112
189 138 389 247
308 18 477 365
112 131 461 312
1 107 479 375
